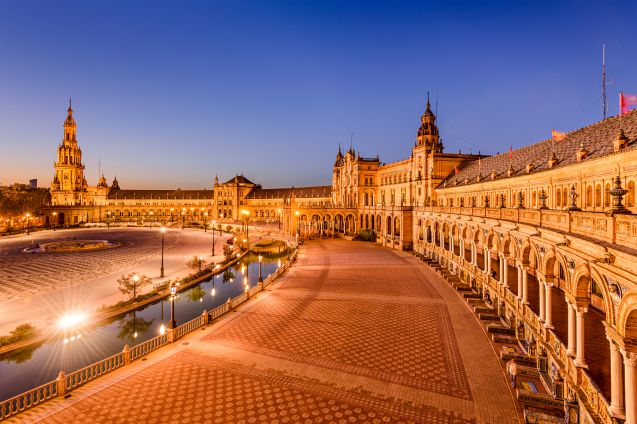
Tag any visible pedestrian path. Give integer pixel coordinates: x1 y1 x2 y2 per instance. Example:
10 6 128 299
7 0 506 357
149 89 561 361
12 239 520 423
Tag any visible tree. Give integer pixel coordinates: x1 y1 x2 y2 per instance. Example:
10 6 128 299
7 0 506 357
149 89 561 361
223 245 234 261
186 256 204 273
117 273 151 300
216 223 223 232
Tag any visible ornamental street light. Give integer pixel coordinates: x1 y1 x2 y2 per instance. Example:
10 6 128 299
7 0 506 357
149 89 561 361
203 212 208 232
170 208 174 222
106 211 111 228
160 227 166 278
52 212 57 231
25 213 31 235
170 282 177 329
258 255 263 283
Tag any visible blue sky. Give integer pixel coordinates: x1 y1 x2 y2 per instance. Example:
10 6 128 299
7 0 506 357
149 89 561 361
1 0 635 188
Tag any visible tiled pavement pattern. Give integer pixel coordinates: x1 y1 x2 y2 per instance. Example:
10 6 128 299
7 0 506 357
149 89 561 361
0 228 187 302
16 240 520 423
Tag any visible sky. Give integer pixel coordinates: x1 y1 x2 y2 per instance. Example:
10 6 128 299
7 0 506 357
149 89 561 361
0 0 636 189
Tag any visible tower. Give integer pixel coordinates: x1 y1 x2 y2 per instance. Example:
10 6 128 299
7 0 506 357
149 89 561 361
51 100 87 206
415 93 442 153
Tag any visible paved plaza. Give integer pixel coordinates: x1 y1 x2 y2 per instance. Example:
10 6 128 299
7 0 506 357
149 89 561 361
0 227 229 334
14 239 520 423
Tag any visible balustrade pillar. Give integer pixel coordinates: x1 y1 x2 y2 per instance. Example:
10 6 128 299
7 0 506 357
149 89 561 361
544 282 554 329
485 249 491 275
566 300 576 356
575 307 588 368
623 350 637 424
608 339 625 418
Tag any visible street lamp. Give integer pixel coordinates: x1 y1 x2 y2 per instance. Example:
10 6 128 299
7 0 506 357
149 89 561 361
25 213 31 235
170 208 174 222
204 212 208 232
295 211 300 239
258 255 263 283
170 282 177 329
160 227 166 278
149 211 154 227
106 211 111 228
52 212 57 231
211 220 217 256
181 209 186 230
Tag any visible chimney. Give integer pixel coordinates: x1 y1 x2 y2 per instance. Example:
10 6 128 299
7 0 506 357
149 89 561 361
576 143 588 162
614 128 629 152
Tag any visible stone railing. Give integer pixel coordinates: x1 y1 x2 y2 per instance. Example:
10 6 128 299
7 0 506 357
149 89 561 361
421 241 611 424
0 249 298 422
0 380 58 420
418 206 637 251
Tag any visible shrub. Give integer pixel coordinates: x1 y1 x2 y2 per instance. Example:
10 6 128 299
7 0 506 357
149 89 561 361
0 323 37 347
357 229 376 242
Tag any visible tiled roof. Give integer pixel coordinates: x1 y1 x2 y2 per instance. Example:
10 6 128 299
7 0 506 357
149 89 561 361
247 186 331 199
223 175 255 185
440 109 637 188
108 189 214 200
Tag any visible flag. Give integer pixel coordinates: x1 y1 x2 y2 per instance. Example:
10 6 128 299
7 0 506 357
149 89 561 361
552 129 566 142
508 146 513 160
620 92 637 115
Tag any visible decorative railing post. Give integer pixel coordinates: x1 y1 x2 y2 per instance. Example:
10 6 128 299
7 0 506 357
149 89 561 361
226 297 233 312
123 345 130 365
167 327 175 343
201 310 208 325
56 371 66 397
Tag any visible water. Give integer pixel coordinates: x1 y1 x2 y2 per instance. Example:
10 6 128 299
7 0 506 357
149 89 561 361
0 253 283 402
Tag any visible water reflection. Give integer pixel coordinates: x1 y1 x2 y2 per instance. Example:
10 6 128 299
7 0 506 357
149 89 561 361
0 251 284 401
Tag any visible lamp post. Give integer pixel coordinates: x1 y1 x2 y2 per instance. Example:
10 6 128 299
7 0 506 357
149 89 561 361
52 212 57 231
211 220 216 256
294 211 300 243
181 210 185 230
25 213 31 235
170 282 177 329
258 255 263 283
160 227 166 278
149 211 154 227
204 212 208 232
106 211 111 228
170 208 174 222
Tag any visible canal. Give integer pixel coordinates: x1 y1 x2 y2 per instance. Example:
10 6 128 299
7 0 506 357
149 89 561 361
0 252 283 402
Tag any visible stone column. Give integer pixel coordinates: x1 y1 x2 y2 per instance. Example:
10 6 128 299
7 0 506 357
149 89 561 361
517 265 523 299
566 300 576 356
544 282 554 329
539 278 546 322
622 350 637 424
608 339 625 418
503 257 509 288
575 307 588 368
522 267 528 304
485 249 491 274
499 256 504 284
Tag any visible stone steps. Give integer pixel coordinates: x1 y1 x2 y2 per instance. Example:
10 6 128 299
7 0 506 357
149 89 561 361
517 390 564 410
492 333 518 344
462 292 482 300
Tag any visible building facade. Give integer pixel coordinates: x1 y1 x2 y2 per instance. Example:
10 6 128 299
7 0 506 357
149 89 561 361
43 101 637 424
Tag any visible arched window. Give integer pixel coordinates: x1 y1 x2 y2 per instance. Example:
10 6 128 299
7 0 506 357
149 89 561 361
605 183 611 207
595 184 602 207
586 185 593 207
628 180 635 208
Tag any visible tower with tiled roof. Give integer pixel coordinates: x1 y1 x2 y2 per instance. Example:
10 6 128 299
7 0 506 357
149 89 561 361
51 99 88 206
415 93 442 153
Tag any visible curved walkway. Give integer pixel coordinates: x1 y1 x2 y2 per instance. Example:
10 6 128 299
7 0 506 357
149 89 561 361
13 239 519 423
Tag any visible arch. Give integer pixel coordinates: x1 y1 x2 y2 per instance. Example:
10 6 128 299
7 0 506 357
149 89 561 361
394 216 401 236
628 180 635 208
595 184 602 207
617 290 637 340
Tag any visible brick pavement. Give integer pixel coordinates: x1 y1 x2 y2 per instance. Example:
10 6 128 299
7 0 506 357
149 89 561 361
14 239 520 423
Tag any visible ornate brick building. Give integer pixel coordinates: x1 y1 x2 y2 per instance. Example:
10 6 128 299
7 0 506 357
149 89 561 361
44 100 637 423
